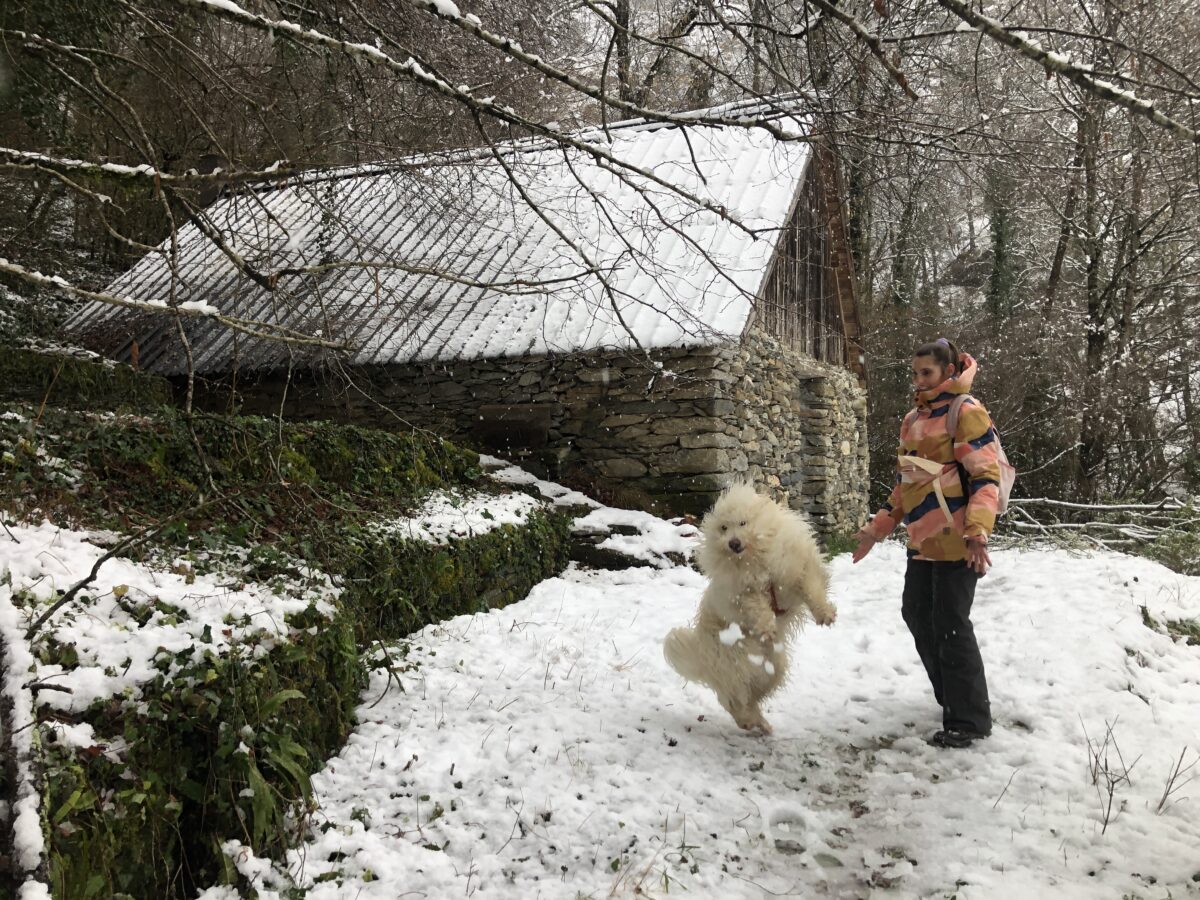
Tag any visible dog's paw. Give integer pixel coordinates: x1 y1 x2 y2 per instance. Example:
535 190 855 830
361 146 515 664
739 717 773 736
751 627 778 645
812 604 837 626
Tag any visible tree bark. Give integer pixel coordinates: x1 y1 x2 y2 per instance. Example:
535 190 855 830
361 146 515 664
1077 103 1106 501
1044 122 1085 315
614 0 633 104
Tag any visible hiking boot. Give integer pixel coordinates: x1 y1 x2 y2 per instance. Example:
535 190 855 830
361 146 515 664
927 728 989 749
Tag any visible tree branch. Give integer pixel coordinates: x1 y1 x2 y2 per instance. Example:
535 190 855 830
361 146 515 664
935 0 1200 143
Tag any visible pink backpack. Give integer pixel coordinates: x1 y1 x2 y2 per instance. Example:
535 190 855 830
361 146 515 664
945 394 1017 514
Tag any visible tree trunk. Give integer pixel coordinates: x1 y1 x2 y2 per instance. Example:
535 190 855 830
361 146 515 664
1077 103 1106 501
1044 122 1085 314
614 0 633 104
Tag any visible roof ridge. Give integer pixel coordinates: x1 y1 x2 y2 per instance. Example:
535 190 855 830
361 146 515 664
233 93 813 191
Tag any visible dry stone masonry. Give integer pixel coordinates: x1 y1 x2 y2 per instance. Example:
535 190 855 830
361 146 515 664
220 327 868 540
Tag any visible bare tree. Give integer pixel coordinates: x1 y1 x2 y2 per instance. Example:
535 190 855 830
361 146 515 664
4 0 1200 503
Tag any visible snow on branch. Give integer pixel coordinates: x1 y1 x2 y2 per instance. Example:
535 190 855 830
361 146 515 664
935 0 1200 144
1004 496 1198 555
401 0 819 135
176 0 762 237
0 258 346 350
0 145 299 188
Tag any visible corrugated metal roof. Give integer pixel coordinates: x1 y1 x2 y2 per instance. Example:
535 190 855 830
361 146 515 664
66 117 811 375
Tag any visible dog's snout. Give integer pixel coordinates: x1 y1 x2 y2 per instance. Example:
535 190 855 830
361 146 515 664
728 537 743 553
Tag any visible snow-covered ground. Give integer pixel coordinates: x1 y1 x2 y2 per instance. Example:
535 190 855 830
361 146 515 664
370 488 546 544
210 508 1200 898
4 471 1198 899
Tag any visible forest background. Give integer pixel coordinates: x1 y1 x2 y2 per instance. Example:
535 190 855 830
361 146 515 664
3 0 1200 529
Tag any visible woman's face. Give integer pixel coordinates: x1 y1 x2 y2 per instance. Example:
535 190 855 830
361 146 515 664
912 354 954 392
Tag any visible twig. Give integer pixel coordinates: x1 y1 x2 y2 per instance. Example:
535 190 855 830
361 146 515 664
24 529 152 639
23 490 237 640
25 681 73 694
35 363 63 425
992 767 1020 809
1156 746 1198 814
1081 716 1138 833
367 640 408 709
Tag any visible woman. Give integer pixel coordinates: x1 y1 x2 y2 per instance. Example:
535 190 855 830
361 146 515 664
852 338 1002 749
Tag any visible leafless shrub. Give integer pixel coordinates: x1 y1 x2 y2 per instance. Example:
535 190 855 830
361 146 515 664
1080 716 1141 834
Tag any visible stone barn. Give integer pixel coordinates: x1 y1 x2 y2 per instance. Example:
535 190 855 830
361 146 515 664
67 104 870 536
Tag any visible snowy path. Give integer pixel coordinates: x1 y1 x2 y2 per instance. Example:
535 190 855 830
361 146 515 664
221 542 1200 899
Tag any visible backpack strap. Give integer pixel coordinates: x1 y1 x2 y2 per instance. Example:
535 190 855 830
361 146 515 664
946 394 971 443
945 394 973 499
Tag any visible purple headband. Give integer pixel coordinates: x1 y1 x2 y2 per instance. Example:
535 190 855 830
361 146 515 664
935 337 950 347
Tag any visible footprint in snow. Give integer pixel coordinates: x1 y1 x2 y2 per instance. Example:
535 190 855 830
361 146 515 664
767 805 810 855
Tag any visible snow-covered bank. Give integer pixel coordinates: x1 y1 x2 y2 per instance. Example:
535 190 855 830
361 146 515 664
0 521 344 896
213 532 1200 898
369 488 546 544
0 522 339 716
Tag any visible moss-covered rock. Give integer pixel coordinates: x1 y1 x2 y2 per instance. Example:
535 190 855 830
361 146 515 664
344 506 572 641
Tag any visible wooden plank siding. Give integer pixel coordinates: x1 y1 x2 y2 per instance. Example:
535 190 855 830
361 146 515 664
751 141 867 387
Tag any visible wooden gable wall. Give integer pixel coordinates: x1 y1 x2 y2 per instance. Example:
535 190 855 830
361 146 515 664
754 142 866 386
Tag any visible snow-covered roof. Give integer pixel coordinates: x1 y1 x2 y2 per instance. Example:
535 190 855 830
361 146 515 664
67 113 812 375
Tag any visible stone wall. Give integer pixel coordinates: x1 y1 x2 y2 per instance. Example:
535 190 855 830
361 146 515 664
209 326 869 538
728 329 870 537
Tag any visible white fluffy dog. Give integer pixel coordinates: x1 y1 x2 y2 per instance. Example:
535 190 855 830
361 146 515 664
663 483 836 734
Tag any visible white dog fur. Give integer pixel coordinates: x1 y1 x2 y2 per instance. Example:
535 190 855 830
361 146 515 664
663 482 836 734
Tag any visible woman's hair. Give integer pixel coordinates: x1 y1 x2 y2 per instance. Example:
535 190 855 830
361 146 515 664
913 337 962 373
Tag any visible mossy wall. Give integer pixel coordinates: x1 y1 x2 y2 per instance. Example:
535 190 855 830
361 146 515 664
0 346 171 412
40 603 363 899
0 405 476 536
347 507 571 641
29 503 570 899
2 393 572 898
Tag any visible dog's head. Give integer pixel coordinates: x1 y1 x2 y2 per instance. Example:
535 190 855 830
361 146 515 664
696 482 781 574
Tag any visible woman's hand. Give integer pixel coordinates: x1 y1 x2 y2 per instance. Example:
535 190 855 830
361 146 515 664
965 535 991 575
851 532 876 564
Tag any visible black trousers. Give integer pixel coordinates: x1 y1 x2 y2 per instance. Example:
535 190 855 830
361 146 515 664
901 558 992 734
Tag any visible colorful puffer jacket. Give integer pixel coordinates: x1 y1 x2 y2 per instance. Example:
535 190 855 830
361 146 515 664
862 354 1003 561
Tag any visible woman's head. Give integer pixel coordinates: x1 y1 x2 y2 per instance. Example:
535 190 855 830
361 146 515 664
912 338 961 391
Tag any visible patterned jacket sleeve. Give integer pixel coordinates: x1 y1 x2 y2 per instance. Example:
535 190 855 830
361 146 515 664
954 401 1002 539
861 413 909 541
863 474 903 541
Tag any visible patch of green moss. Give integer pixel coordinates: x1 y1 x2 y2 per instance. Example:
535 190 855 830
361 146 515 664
1166 617 1200 646
343 507 572 641
0 346 172 412
1139 605 1199 646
